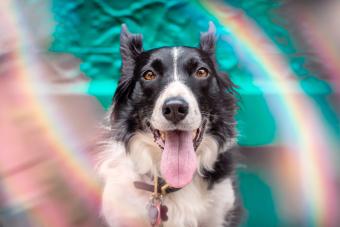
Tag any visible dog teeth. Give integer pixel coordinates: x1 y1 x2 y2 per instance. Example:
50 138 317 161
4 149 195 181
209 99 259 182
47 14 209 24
160 132 165 141
192 129 199 140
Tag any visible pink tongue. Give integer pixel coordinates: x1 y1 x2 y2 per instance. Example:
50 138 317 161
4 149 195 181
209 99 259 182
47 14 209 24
160 130 196 188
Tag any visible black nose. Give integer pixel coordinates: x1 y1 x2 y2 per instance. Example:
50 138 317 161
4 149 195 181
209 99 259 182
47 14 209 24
162 98 189 124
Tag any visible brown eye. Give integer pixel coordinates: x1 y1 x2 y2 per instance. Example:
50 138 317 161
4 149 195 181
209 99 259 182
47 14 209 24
142 70 156 81
195 67 209 78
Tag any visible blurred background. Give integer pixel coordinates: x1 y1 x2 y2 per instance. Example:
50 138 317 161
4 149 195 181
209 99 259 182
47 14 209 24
0 0 339 226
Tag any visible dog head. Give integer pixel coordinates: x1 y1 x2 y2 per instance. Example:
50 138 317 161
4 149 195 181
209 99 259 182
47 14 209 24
110 22 237 188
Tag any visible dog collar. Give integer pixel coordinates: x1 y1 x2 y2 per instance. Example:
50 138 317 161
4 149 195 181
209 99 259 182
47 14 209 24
133 176 181 195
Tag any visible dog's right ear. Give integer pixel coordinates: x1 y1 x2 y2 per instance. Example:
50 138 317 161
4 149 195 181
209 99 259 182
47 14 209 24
120 24 143 65
112 25 143 119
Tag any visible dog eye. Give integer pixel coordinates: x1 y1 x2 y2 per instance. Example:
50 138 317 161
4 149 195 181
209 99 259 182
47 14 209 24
142 70 157 81
195 67 209 78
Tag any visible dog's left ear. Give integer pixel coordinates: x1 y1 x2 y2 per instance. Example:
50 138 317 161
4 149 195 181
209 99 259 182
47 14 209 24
199 21 216 55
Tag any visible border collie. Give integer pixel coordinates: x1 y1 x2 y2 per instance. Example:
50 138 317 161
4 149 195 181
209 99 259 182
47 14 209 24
96 22 243 227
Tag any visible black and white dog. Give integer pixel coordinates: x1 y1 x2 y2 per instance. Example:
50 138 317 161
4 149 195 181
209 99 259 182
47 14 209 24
96 22 243 227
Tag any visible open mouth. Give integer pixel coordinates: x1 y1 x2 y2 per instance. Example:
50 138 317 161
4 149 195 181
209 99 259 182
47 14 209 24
147 119 207 188
148 119 207 151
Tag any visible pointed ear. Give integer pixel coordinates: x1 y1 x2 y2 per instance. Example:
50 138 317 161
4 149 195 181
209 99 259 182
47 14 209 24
120 24 143 64
113 24 142 112
199 21 216 55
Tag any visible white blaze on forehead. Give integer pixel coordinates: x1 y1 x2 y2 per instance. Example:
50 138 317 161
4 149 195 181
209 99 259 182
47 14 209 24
151 48 201 131
172 47 179 81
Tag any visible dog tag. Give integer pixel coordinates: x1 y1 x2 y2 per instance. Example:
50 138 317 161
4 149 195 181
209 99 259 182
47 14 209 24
160 204 168 221
147 198 162 226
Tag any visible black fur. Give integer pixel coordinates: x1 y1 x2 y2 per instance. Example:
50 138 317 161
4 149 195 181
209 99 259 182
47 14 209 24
111 24 237 148
109 23 243 226
203 151 235 190
200 21 216 55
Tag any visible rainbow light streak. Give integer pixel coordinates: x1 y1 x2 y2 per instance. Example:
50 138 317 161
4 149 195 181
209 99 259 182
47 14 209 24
14 1 103 204
199 1 338 226
1 1 102 226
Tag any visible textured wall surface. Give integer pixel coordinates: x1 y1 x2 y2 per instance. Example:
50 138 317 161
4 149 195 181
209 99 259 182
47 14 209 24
50 0 339 145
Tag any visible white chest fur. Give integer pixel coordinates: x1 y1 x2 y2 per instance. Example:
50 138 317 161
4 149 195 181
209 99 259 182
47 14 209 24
97 133 235 227
163 177 235 227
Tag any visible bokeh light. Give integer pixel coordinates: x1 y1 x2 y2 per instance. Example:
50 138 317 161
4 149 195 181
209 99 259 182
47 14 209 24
0 0 339 226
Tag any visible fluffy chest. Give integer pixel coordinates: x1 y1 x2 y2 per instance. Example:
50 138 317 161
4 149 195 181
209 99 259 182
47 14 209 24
126 133 235 226
144 177 235 227
99 135 236 227
130 171 234 227
163 178 213 227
